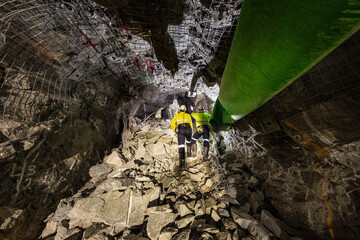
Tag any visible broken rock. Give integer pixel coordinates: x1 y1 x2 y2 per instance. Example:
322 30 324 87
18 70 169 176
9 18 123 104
261 210 290 240
175 215 195 228
159 227 178 240
146 143 168 158
172 229 191 240
68 197 105 222
89 164 113 179
147 212 175 240
105 151 125 167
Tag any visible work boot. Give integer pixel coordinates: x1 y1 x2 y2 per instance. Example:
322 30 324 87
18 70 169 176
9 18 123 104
203 147 209 161
187 145 191 157
179 153 185 171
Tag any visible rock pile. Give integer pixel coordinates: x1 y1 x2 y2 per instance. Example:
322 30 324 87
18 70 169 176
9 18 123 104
40 119 301 240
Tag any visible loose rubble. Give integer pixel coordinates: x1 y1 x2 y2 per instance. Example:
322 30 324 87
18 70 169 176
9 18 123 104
40 119 301 240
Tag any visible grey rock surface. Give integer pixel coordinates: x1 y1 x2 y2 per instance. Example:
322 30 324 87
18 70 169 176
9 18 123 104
147 212 175 240
39 120 301 240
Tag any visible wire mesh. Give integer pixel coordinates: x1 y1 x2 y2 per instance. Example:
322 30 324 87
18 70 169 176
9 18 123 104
0 0 243 124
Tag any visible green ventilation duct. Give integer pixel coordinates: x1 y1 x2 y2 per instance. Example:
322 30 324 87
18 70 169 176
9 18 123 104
211 0 360 130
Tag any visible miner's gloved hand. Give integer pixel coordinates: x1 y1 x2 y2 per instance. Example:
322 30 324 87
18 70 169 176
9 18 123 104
175 127 179 135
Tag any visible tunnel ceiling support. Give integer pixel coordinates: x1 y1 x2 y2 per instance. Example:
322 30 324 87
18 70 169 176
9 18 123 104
211 0 360 129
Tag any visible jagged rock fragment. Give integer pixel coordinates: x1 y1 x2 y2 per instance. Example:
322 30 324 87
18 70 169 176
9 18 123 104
89 164 113 179
105 151 125 167
215 231 231 240
172 229 191 240
223 218 237 230
200 232 214 240
41 220 58 238
175 215 195 228
261 210 290 240
147 212 175 240
68 197 106 222
211 209 221 222
196 223 220 234
99 191 129 225
159 227 178 240
177 203 192 217
249 191 265 213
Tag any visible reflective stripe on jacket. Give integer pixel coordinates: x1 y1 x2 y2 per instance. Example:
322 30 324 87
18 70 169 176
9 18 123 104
192 112 211 127
171 112 193 132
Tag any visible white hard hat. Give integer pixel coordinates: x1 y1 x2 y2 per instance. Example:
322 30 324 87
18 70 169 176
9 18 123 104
180 105 186 111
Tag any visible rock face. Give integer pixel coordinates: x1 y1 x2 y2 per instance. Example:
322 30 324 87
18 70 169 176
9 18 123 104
39 119 301 240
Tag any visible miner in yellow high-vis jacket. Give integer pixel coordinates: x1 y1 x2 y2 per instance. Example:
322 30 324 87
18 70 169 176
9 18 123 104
191 106 211 160
170 105 193 170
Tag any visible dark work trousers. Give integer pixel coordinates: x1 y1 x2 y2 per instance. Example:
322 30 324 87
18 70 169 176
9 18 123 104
191 125 210 147
178 127 192 155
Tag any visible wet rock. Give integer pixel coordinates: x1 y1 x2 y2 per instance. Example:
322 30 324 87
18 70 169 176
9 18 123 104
175 215 195 228
261 210 290 240
147 212 175 240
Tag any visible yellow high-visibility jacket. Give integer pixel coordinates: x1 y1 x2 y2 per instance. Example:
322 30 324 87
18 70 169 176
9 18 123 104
192 112 211 127
171 111 193 132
